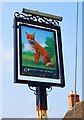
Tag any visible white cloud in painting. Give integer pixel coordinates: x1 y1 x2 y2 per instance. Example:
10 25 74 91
24 43 47 52
24 44 35 53
40 43 47 48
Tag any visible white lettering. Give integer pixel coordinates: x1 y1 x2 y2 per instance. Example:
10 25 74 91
24 68 28 72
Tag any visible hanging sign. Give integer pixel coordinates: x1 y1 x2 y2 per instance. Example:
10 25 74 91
14 9 65 87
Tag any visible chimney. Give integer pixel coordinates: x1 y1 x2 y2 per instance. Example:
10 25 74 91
68 91 80 108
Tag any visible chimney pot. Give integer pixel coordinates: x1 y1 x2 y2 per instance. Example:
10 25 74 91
68 91 80 108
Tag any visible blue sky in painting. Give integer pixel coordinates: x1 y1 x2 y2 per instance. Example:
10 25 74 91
21 25 54 44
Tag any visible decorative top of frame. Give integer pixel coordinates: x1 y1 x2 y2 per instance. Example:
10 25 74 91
14 9 63 27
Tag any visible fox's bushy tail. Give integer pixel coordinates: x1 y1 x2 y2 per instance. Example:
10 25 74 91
45 62 54 67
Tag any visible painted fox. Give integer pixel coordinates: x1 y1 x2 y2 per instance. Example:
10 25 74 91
25 32 54 67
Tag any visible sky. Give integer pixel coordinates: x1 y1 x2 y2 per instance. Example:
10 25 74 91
0 1 82 119
21 25 54 44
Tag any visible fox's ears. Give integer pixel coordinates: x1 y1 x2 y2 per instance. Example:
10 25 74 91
25 31 36 35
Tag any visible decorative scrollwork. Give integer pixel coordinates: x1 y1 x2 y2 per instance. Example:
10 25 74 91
14 12 59 26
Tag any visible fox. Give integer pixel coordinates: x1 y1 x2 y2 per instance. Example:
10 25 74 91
25 32 54 67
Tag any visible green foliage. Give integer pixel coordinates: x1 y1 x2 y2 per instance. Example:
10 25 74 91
45 37 56 64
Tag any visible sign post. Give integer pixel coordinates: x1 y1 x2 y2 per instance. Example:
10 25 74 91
13 8 65 119
36 86 47 119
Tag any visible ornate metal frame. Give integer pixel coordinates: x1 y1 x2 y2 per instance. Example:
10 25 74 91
14 12 59 27
13 9 65 88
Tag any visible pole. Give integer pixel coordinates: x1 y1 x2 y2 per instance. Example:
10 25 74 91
36 86 48 119
74 0 79 119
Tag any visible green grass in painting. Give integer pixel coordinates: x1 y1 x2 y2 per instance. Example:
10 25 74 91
22 51 57 70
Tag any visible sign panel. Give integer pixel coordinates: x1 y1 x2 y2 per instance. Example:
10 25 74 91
19 24 59 80
17 24 61 85
14 11 65 87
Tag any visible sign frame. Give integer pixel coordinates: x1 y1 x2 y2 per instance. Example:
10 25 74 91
19 23 59 79
13 11 65 88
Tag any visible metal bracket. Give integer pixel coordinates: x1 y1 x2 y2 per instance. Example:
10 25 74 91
14 11 59 27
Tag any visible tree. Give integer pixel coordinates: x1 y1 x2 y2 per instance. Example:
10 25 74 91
45 37 56 58
44 37 57 65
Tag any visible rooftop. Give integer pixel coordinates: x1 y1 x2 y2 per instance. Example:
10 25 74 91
63 101 84 119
